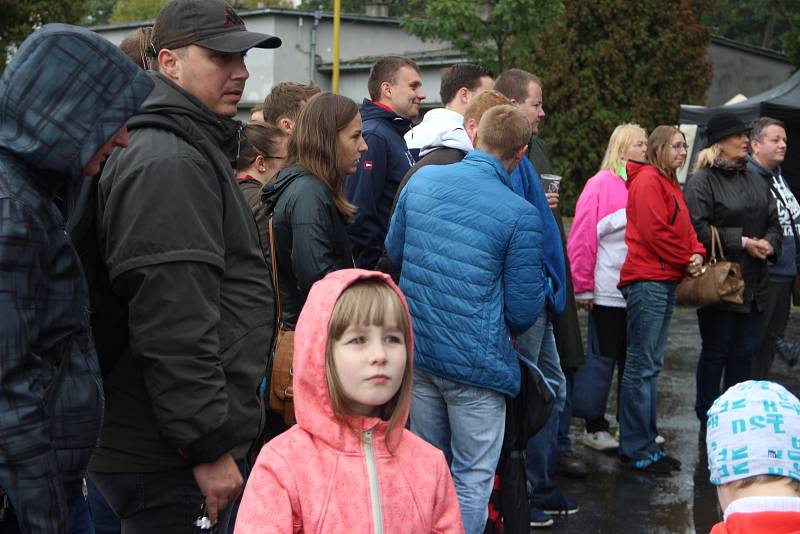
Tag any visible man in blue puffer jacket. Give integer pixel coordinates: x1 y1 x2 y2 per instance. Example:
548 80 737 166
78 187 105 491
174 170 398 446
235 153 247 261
385 104 546 534
0 24 153 532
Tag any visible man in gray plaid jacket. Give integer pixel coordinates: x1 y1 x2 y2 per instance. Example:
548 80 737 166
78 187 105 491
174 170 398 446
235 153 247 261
0 24 153 533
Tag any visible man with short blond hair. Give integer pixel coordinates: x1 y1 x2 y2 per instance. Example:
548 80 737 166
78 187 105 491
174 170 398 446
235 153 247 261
345 55 425 269
385 102 546 534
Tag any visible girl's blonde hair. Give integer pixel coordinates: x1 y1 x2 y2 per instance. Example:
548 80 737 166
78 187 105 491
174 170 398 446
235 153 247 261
693 143 722 171
325 279 413 445
599 123 647 175
647 125 685 183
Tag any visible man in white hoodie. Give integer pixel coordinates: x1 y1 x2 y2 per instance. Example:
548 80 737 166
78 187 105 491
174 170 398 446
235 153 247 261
404 63 493 160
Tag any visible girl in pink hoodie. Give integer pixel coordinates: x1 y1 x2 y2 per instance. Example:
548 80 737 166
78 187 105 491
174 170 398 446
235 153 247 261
235 269 464 534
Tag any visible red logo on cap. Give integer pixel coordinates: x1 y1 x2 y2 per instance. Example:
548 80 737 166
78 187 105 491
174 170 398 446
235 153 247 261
364 160 373 170
223 5 245 27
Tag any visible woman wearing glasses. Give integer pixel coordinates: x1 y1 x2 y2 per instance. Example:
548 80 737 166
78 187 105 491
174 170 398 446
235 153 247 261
617 125 705 474
684 112 781 439
567 123 648 452
236 121 289 210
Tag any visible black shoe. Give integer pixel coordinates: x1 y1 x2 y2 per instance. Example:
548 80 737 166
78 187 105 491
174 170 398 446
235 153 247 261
619 454 673 476
659 453 682 471
557 450 588 479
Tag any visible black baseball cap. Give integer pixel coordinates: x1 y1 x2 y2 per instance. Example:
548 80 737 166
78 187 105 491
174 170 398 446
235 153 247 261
153 0 281 53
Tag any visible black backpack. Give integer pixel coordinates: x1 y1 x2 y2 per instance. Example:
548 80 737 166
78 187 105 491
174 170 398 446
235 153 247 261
68 114 231 375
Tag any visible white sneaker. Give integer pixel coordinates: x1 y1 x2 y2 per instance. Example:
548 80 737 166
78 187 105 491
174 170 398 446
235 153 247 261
582 430 619 451
613 430 666 445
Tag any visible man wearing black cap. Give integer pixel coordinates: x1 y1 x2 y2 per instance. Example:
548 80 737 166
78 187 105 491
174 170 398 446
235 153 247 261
88 1 280 531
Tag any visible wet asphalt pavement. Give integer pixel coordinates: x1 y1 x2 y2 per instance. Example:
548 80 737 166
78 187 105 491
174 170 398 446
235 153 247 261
543 307 800 534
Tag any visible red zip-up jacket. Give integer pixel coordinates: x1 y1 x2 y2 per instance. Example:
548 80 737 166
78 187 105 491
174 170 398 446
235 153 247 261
618 161 705 287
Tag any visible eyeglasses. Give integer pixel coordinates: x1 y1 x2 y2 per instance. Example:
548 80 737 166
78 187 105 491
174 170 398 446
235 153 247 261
670 142 689 151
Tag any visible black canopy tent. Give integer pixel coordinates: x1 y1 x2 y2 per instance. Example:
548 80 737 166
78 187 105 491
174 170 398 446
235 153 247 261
679 69 800 198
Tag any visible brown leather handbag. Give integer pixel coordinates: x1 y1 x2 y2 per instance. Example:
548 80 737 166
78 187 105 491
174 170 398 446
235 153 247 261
267 215 295 425
677 225 744 307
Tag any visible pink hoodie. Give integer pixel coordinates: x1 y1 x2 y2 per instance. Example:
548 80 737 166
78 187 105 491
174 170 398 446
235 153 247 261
235 269 464 534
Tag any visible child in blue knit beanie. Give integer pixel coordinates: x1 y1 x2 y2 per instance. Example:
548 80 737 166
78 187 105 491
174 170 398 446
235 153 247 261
706 380 800 533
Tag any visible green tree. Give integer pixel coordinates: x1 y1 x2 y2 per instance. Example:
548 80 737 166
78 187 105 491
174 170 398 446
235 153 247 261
108 0 289 24
298 0 409 16
402 0 564 73
703 0 796 51
782 13 800 69
1 0 89 72
84 0 119 25
528 0 715 213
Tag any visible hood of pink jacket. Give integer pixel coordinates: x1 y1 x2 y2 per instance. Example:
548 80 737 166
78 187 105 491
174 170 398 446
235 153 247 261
293 268 413 453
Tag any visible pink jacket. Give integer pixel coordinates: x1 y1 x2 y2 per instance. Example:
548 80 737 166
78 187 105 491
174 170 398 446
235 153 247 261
567 169 629 307
235 269 464 534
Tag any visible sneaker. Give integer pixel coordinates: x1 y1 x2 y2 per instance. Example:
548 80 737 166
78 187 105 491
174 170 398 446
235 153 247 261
537 491 579 516
529 506 554 528
583 430 619 451
556 450 587 478
619 453 673 476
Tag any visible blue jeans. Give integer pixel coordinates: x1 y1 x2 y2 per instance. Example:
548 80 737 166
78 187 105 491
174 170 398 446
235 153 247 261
517 313 565 503
410 368 506 534
0 492 94 534
87 476 120 534
695 307 763 421
558 369 574 452
619 281 675 460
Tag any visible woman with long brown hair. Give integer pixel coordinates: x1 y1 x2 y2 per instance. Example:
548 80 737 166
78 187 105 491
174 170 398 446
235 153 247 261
617 125 705 474
262 92 367 329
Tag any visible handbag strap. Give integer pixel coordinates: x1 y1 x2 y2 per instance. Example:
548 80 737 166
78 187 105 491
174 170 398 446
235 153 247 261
268 215 283 325
709 225 726 263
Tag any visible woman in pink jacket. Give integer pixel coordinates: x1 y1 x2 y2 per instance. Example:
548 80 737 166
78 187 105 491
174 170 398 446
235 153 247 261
567 123 647 452
235 269 464 534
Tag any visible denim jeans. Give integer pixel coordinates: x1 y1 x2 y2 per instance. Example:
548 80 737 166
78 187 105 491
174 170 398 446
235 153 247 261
87 476 120 534
517 312 565 504
410 368 506 534
90 461 245 534
695 307 763 421
0 492 94 534
618 281 675 460
557 369 574 453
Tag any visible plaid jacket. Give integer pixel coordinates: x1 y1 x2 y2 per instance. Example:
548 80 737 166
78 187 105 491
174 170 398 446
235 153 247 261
0 24 152 533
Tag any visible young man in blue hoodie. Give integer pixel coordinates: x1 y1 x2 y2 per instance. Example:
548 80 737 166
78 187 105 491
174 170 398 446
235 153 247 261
386 104 545 534
345 55 425 269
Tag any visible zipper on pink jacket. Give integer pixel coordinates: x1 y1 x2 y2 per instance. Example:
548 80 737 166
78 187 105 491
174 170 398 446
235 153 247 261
364 430 384 534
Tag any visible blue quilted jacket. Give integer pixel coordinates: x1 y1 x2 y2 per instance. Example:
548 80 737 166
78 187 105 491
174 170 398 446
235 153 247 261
385 151 546 396
0 25 152 532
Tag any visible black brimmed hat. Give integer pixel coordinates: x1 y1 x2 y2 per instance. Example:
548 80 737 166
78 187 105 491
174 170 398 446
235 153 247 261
153 0 281 54
706 111 749 147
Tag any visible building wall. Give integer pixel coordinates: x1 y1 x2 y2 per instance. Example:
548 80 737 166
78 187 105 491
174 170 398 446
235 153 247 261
93 11 796 117
704 37 794 106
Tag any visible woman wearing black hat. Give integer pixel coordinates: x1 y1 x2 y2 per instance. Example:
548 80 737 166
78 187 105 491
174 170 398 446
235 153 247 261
684 111 782 437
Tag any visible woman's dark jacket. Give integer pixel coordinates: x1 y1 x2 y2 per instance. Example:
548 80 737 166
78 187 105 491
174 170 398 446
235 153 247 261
262 165 353 328
684 162 782 313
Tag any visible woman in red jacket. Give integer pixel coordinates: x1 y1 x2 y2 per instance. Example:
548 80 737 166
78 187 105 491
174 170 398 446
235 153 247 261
617 126 706 474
